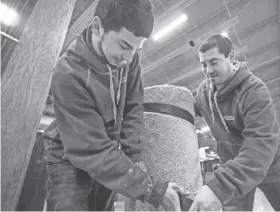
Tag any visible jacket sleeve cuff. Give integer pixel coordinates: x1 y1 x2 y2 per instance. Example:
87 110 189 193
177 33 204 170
206 177 231 204
147 180 168 208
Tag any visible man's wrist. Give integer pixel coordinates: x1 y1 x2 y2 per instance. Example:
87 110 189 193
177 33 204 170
147 180 168 208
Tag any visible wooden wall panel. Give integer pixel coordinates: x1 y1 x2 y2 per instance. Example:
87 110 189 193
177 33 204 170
1 0 76 210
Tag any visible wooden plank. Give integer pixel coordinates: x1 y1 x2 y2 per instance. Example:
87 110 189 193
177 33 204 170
62 1 98 50
1 0 76 210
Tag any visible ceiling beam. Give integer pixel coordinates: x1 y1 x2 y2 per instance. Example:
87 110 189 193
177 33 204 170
154 0 197 29
223 0 250 64
246 40 280 59
0 30 19 42
141 0 256 76
166 15 279 84
142 16 240 76
265 76 280 87
233 15 278 44
141 0 242 62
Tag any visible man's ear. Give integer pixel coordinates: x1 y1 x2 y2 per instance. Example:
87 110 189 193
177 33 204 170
228 50 235 63
91 16 104 38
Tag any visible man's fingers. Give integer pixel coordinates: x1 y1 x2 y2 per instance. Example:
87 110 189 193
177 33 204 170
170 183 190 195
135 161 147 172
189 200 199 211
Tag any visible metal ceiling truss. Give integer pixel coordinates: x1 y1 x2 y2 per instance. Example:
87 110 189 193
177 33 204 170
142 16 240 76
141 0 242 62
161 6 278 84
155 0 197 28
141 0 254 76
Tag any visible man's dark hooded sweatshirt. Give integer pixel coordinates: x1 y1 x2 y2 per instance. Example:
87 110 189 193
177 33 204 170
42 26 167 207
195 63 280 203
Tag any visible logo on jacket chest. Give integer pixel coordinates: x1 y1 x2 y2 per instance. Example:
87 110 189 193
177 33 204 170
223 115 235 121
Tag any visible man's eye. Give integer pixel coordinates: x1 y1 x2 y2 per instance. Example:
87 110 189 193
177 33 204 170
119 44 129 50
202 64 207 68
211 62 217 66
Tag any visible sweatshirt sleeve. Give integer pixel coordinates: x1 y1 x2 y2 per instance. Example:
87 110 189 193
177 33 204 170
207 81 280 203
120 53 145 163
51 60 167 208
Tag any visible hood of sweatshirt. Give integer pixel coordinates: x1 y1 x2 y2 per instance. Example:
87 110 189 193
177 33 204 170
213 62 250 101
206 62 252 132
67 26 128 123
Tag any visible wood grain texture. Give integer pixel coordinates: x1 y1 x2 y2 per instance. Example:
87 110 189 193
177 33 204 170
63 0 98 50
1 0 76 210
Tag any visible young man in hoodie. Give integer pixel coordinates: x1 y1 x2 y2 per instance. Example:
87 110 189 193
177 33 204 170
43 0 188 211
189 34 280 211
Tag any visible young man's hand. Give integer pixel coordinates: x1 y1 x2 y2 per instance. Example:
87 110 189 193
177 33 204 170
161 183 190 211
189 185 222 211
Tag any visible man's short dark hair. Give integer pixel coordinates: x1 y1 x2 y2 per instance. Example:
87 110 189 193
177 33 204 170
198 34 233 58
94 0 154 38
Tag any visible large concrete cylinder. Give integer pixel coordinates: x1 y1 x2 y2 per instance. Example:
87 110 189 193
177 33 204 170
125 85 203 211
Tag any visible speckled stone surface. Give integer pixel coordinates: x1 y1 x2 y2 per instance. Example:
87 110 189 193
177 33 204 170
125 85 203 211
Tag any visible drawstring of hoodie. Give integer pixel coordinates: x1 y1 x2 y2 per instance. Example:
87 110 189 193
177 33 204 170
208 81 229 133
214 91 229 132
86 67 91 88
208 60 242 132
209 89 215 124
108 66 117 123
85 27 127 124
97 38 127 124
108 62 126 124
85 64 125 124
116 66 124 106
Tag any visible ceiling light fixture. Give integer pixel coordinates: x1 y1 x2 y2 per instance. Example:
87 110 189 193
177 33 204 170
0 2 19 26
152 14 188 41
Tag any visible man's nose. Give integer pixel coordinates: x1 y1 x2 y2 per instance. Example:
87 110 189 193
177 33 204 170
206 66 215 75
